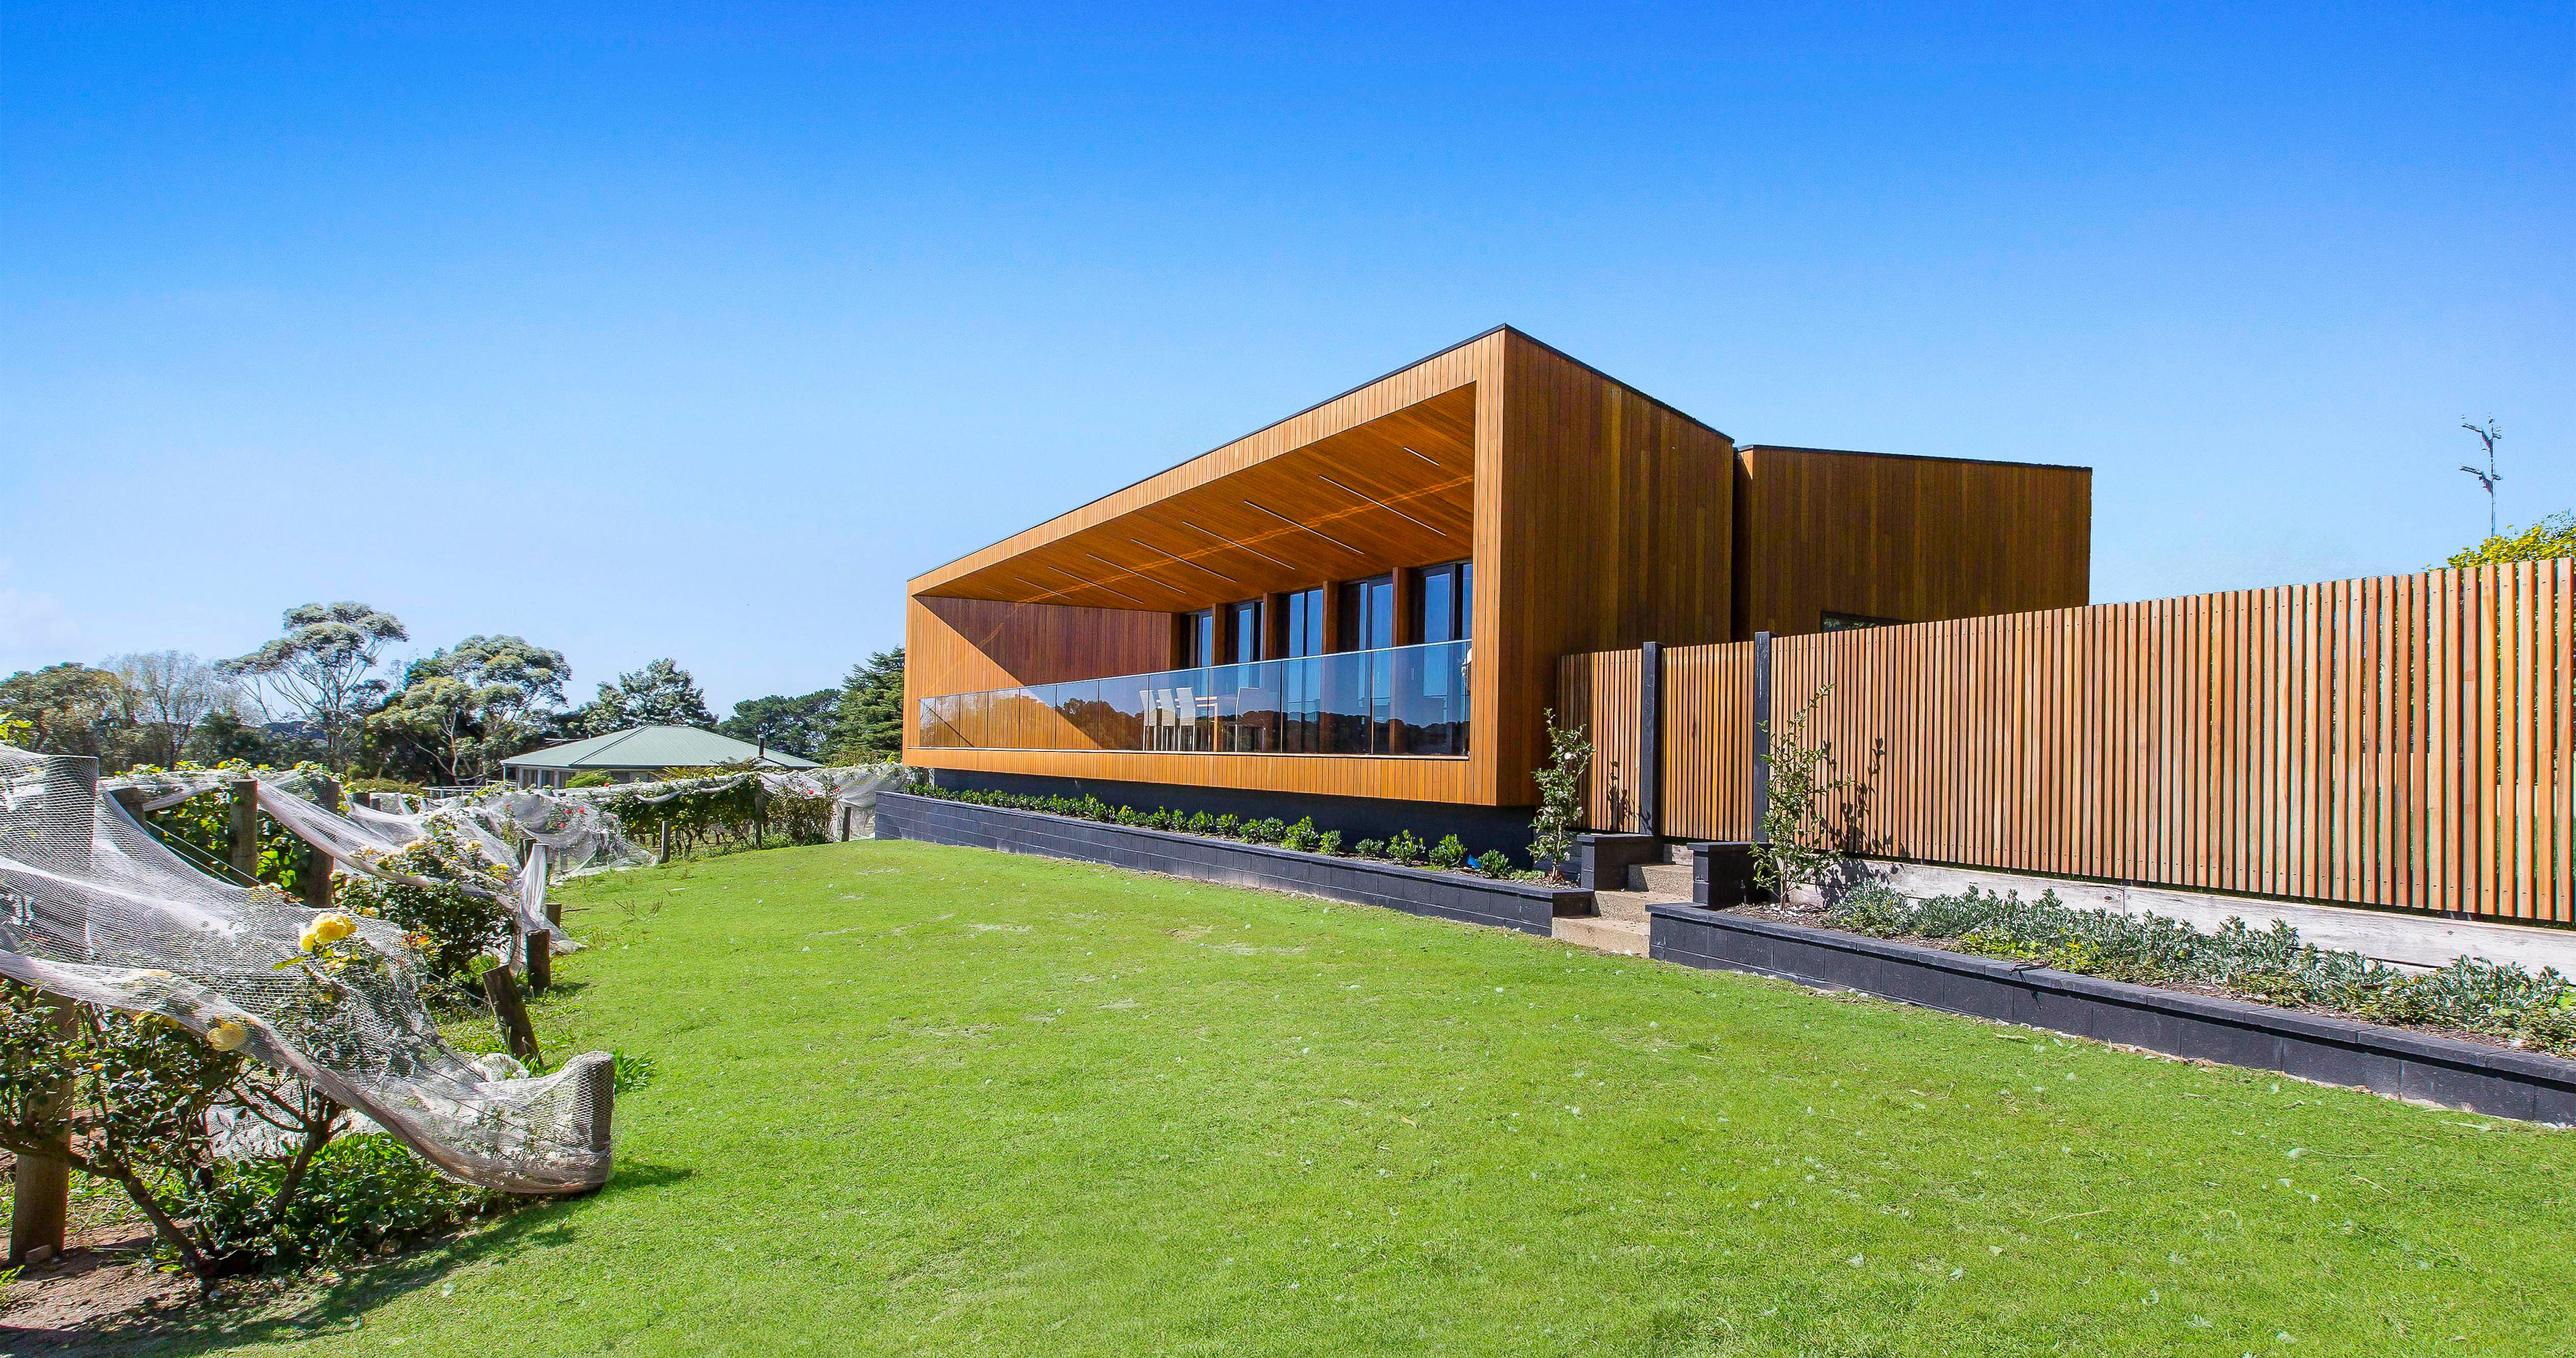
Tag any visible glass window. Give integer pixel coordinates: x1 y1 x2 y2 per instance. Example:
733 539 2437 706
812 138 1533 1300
1822 611 1903 632
1181 610 1216 667
1414 560 1472 645
1225 599 1263 662
1336 575 1395 652
1283 588 1324 658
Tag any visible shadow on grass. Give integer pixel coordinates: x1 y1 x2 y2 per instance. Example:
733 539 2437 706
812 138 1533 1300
105 1162 697 1358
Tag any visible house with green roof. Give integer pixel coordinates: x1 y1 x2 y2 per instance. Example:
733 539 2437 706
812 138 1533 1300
501 725 821 788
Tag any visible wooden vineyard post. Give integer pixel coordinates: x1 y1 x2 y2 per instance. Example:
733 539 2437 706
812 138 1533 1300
584 1056 617 1157
229 778 262 880
480 965 543 1066
302 776 340 910
526 929 553 995
13 756 94 1266
753 782 766 850
659 818 670 863
8 996 76 1266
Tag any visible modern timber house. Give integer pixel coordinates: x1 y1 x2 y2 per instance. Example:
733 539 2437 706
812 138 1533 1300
903 326 2091 847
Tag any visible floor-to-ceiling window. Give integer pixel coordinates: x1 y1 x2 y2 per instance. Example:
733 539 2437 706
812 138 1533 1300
1331 576 1396 753
1399 560 1472 753
1281 587 1327 751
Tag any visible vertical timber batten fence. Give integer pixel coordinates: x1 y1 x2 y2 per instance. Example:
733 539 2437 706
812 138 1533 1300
1560 561 2576 924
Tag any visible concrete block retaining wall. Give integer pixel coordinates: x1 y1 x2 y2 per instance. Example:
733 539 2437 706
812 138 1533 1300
1650 903 2576 1125
876 792 1590 936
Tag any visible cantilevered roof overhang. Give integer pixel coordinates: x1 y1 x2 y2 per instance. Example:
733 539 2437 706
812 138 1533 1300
913 383 1477 612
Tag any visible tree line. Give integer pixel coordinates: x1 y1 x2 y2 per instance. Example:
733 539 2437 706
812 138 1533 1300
1 599 906 784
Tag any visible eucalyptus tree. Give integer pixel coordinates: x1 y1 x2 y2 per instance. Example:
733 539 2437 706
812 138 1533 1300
220 602 409 771
370 635 571 783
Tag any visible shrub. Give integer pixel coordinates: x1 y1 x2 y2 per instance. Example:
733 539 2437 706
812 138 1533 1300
564 772 612 789
0 986 334 1280
1184 811 1214 835
1317 830 1343 855
186 1133 494 1267
1824 886 2576 1056
1280 818 1321 853
1243 817 1286 845
1144 808 1175 831
1473 849 1514 878
1354 838 1388 859
1387 830 1426 865
1212 815 1242 838
333 824 516 981
1116 805 1149 827
1427 834 1469 871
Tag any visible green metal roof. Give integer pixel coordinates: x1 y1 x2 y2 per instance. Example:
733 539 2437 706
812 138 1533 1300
500 725 822 771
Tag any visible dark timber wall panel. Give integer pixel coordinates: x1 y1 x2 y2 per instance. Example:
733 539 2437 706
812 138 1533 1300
1734 445 2090 639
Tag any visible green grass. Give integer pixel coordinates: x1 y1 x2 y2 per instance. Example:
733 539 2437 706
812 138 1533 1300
163 840 2575 1356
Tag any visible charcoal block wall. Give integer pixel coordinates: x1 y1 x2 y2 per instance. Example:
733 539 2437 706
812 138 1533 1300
879 792 1587 936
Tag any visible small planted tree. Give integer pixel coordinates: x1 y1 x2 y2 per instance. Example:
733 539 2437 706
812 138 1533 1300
1530 710 1591 883
1754 684 1849 901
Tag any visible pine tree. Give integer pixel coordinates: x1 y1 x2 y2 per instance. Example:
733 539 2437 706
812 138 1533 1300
828 648 906 761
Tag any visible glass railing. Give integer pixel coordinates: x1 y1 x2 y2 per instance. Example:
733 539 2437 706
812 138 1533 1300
915 639 1470 757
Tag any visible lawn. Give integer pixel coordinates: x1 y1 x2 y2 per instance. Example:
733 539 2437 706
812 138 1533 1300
153 839 2575 1356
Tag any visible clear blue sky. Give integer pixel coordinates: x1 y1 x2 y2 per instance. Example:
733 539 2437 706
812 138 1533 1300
6 3 2568 713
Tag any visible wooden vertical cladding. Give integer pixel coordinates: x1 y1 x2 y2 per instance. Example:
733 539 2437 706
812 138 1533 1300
1557 650 1645 831
906 326 1742 807
906 596 1171 704
1482 331 1735 804
1732 445 2091 639
1610 560 2575 924
1657 641 1759 841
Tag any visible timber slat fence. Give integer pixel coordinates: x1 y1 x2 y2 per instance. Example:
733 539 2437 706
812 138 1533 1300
1559 561 2576 924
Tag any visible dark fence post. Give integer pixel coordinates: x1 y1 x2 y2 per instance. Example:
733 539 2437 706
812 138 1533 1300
1638 642 1662 839
1750 631 1773 842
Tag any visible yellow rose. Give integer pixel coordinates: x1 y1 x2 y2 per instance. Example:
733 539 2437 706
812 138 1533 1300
312 913 357 945
206 1020 249 1052
299 927 323 954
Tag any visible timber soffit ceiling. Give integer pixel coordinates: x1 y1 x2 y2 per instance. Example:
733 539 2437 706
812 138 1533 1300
918 385 1477 613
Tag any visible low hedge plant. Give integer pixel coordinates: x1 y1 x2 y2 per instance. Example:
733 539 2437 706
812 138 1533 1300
910 786 1539 882
1826 884 2576 1056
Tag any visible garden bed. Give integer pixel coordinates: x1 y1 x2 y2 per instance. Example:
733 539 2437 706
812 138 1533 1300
1648 902 2576 1124
875 791 1590 935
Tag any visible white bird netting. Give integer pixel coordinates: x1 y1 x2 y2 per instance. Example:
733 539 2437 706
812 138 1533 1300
6 748 908 1194
1 747 611 1193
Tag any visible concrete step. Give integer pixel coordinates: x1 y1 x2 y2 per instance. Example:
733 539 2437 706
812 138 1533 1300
1593 892 1653 923
1552 914 1650 957
1626 862 1695 901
